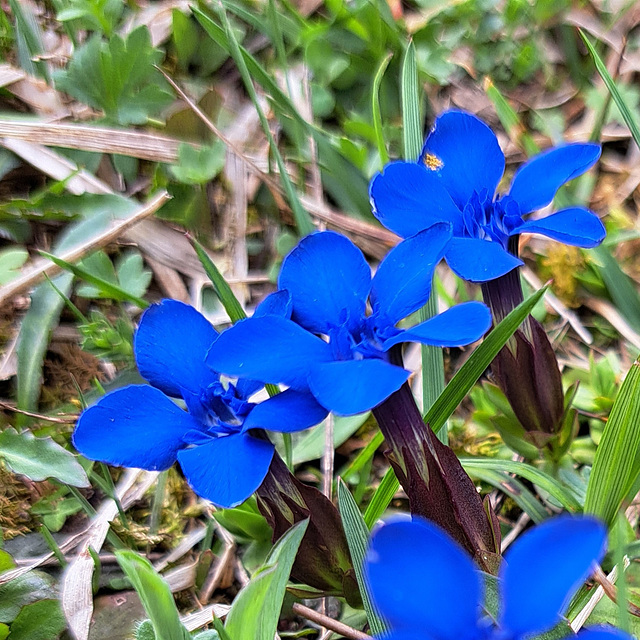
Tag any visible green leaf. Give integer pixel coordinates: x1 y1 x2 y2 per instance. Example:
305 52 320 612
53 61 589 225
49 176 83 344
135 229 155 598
0 623 7 640
210 4 314 236
363 467 398 528
591 245 640 334
0 551 15 574
116 551 190 640
0 428 89 487
115 251 152 300
0 572 55 623
192 239 246 322
42 251 149 308
425 286 548 435
0 248 28 286
401 40 421 161
16 194 138 416
372 53 392 166
6 600 65 640
224 520 308 640
135 620 156 640
467 467 548 523
213 498 272 542
401 40 446 434
337 481 386 635
580 30 640 151
170 142 226 185
584 357 640 526
54 26 173 125
56 0 123 36
484 77 540 156
460 457 581 514
8 0 48 81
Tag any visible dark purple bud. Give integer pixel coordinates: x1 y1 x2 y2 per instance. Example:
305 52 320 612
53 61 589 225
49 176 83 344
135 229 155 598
481 236 566 441
372 381 501 573
255 453 361 607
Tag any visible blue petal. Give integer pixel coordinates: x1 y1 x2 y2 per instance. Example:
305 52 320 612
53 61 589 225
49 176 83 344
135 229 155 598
578 627 636 640
383 302 491 349
508 143 601 213
366 517 482 639
512 207 605 248
73 385 199 470
134 299 218 398
369 162 463 238
278 231 370 333
254 289 292 319
308 359 409 415
500 515 607 638
177 433 274 508
370 223 452 326
206 316 333 390
243 389 329 433
444 237 523 282
421 110 505 209
234 378 264 401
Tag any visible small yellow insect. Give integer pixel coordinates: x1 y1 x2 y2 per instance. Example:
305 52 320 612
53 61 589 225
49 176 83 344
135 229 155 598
423 153 443 170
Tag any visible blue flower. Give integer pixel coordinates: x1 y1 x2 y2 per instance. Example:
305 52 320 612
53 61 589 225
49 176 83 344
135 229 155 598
370 110 604 282
73 297 328 508
365 515 631 640
207 228 492 416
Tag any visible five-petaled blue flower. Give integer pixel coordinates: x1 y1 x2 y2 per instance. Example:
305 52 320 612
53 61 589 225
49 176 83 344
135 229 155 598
207 227 491 416
73 297 328 508
370 110 604 282
365 515 632 640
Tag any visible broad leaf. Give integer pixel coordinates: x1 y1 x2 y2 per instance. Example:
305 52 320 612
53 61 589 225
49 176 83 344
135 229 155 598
116 551 190 640
0 429 89 487
224 520 308 640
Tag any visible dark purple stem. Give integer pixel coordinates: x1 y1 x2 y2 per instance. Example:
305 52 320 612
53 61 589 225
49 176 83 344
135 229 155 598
372 358 501 573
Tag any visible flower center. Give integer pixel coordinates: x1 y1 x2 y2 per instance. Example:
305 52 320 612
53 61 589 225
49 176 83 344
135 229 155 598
185 381 252 436
327 317 392 362
461 190 521 249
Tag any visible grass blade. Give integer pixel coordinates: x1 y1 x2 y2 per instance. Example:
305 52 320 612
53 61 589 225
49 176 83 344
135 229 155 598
460 458 582 511
400 40 446 432
580 30 640 151
425 286 548 435
584 357 640 527
463 467 548 523
337 481 387 635
191 238 247 322
363 467 398 529
210 2 314 237
372 53 393 167
40 251 148 309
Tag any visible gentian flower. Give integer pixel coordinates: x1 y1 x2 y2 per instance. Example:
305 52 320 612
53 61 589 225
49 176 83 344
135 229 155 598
207 226 492 416
73 297 328 508
365 515 632 640
369 109 604 282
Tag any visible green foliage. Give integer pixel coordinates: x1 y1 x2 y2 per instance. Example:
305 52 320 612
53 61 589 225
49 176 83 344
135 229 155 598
170 142 227 185
0 248 27 286
56 0 123 36
116 550 191 640
0 572 56 623
0 428 89 487
584 358 640 527
75 250 152 301
55 26 173 125
78 310 135 361
337 481 386 634
224 520 307 640
4 600 66 640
